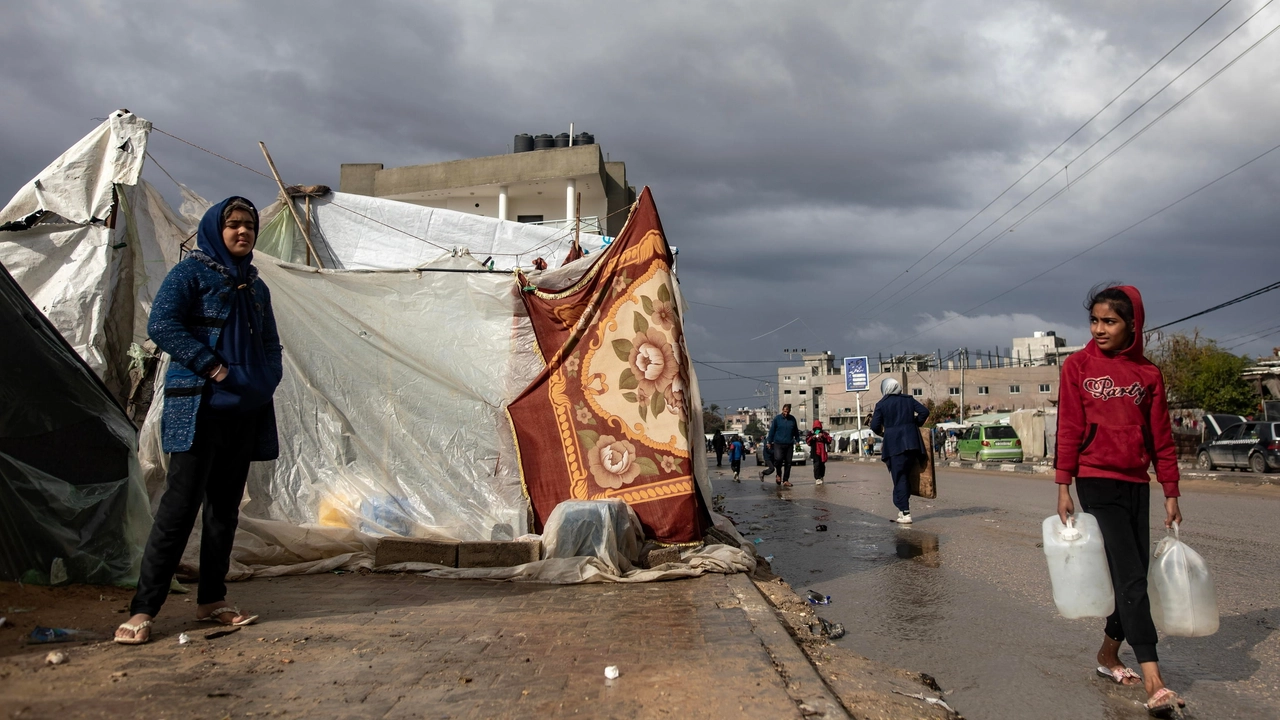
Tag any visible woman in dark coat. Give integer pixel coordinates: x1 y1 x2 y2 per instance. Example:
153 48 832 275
115 197 282 644
869 377 928 524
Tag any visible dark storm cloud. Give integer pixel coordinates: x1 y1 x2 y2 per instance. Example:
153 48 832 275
3 0 1278 409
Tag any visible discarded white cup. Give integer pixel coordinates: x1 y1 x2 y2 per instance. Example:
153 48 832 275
604 665 620 679
45 651 68 665
178 632 191 645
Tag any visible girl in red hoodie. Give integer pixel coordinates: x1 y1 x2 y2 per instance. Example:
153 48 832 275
1055 284 1185 717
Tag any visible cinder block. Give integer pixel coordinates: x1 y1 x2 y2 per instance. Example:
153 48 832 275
457 541 541 568
642 546 682 569
375 538 459 567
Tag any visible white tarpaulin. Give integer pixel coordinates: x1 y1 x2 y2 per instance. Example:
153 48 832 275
259 191 608 271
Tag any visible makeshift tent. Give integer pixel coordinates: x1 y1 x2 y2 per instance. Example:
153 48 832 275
0 260 151 584
3 112 730 580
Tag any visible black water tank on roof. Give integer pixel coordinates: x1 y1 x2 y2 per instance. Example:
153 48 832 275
554 133 571 148
513 134 534 153
533 134 555 150
575 132 595 146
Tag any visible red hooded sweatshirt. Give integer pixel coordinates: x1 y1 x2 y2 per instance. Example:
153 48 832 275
1054 286 1180 497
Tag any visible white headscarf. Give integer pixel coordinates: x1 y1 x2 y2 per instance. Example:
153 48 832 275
880 377 902 395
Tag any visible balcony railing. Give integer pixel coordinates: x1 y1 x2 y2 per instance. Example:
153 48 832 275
523 216 603 235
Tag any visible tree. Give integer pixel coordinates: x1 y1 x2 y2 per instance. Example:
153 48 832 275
1149 331 1257 415
923 398 959 425
702 403 725 434
744 416 766 439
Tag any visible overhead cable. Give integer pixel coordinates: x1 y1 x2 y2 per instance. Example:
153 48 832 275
845 0 1240 316
1147 280 1280 333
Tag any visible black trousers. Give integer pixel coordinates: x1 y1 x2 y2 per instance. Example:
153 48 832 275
714 449 724 466
813 457 826 480
1076 477 1158 664
772 444 794 483
130 406 258 617
730 458 741 475
886 453 913 512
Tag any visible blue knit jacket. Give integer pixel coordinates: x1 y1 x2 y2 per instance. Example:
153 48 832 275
149 251 282 459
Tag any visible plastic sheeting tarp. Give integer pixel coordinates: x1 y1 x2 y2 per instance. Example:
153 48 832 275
0 261 151 585
258 191 608 271
541 499 643 576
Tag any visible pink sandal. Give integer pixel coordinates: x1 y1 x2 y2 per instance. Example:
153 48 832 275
1144 687 1185 718
1095 665 1142 685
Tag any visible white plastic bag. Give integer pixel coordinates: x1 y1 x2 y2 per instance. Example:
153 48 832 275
1148 522 1218 637
1043 513 1115 619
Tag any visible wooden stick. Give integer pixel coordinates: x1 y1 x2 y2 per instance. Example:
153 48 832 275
574 191 581 249
258 141 324 269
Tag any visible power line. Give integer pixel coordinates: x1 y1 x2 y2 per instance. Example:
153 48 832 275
1148 280 1280 333
845 0 1240 316
872 139 1280 351
864 2 1280 316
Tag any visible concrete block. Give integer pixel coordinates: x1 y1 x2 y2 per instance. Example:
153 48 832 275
375 538 458 568
1033 465 1053 474
642 546 682 569
972 462 986 470
457 541 541 568
1000 464 1017 472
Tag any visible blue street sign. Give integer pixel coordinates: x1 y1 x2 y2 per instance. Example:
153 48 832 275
844 356 869 392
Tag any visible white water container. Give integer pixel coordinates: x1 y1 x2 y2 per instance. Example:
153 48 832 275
1042 513 1115 619
1148 522 1219 637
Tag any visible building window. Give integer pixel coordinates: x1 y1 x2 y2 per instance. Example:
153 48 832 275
912 388 923 396
516 215 544 223
977 386 989 395
799 377 806 383
799 390 807 395
1039 383 1051 393
948 387 960 396
1010 385 1021 394
784 390 791 395
784 376 791 381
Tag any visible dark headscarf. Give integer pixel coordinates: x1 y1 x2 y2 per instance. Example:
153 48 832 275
195 196 271 412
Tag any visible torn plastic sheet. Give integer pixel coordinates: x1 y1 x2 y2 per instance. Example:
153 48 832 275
541 499 644 576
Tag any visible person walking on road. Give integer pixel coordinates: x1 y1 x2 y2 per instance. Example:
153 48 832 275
807 420 833 485
765 404 801 488
728 435 745 482
1054 284 1185 718
711 430 726 467
870 378 928 524
115 197 283 645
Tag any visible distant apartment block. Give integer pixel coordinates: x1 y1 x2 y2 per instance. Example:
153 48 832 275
339 133 636 238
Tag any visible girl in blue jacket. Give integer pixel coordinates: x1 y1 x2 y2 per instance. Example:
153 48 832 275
116 197 282 645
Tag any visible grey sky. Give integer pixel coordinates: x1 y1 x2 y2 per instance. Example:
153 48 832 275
3 1 1278 410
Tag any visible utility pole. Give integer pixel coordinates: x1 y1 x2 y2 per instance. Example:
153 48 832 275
959 348 967 423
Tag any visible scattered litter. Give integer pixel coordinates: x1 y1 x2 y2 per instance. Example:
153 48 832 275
49 558 68 586
44 650 68 665
111 671 127 679
205 627 241 640
805 590 831 605
891 690 955 713
0 617 6 628
811 616 845 639
763 555 774 562
604 665 620 679
331 570 347 575
281 658 294 664
178 632 191 645
7 607 35 614
28 627 86 644
815 524 827 532
753 538 764 544
983 519 996 523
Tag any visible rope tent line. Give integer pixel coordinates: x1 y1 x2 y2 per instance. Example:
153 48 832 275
152 124 635 264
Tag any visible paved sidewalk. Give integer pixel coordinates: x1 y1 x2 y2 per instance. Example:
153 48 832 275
0 570 955 719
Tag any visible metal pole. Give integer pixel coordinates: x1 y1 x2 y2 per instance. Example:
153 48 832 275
959 348 966 422
856 391 863 455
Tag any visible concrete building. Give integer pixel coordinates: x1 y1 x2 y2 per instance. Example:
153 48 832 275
339 137 637 238
781 337 1077 429
1010 331 1083 366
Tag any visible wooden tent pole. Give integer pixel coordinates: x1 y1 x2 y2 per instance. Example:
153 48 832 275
258 141 324 269
574 191 581 248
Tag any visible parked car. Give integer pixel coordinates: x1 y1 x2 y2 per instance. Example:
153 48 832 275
1196 421 1280 473
956 424 1024 463
754 442 807 466
1203 413 1246 443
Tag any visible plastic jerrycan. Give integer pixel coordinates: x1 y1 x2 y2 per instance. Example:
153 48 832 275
1042 513 1115 619
1148 521 1219 637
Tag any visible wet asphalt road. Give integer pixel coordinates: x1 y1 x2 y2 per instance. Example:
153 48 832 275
710 454 1280 720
